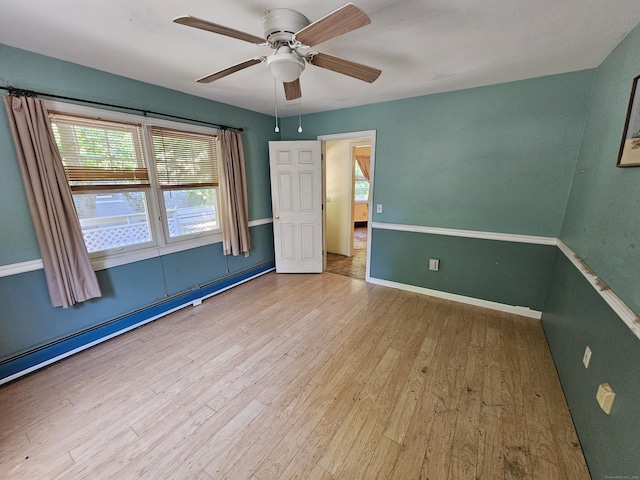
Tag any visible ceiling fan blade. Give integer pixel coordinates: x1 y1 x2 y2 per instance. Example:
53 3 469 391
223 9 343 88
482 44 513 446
308 53 381 83
196 57 266 83
283 79 302 101
294 3 370 47
173 15 265 45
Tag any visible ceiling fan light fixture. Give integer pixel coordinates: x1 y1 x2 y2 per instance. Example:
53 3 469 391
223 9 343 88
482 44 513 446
176 4 381 98
267 47 305 83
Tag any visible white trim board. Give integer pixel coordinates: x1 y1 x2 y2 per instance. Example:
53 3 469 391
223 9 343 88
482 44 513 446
0 217 274 278
317 130 377 142
4 218 638 341
0 259 44 278
248 218 273 227
371 222 557 245
368 276 542 319
557 240 640 340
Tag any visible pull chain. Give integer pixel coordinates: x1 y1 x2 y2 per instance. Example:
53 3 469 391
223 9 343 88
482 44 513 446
274 78 280 133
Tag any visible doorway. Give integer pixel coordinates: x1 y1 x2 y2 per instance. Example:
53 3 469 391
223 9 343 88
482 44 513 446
319 131 375 281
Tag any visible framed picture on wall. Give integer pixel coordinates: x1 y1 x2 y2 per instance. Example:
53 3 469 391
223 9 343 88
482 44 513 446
618 74 640 167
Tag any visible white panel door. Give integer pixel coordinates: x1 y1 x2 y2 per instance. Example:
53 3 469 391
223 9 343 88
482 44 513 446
269 141 322 273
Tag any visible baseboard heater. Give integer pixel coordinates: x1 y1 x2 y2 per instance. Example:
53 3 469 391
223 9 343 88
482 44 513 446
0 261 275 385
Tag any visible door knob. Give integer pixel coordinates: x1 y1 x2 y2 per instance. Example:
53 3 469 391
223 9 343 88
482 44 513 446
275 215 280 220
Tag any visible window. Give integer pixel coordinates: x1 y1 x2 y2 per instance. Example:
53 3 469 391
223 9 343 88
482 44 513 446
50 114 153 253
48 103 222 266
149 127 219 240
354 162 370 202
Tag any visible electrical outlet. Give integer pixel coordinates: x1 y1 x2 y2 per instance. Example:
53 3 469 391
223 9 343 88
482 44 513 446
596 383 615 414
583 346 592 368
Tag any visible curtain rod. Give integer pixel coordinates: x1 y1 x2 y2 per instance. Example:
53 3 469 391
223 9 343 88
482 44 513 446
0 85 244 133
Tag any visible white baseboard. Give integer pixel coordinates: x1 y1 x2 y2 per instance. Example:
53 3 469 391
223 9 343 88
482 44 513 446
368 276 542 319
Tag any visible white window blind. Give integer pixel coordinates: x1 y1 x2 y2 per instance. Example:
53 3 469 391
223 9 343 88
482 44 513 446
149 126 219 190
49 113 148 192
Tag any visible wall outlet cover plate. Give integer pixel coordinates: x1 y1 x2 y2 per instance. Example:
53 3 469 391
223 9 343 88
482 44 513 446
596 383 615 414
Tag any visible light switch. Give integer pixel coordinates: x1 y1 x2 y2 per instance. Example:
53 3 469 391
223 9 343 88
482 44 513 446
376 204 382 213
429 258 440 271
596 383 615 414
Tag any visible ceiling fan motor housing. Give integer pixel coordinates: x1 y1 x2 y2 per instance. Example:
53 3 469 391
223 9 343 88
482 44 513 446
261 8 310 46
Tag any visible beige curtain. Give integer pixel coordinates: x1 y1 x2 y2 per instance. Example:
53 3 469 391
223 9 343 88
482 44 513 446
4 95 101 307
219 129 250 256
355 155 370 181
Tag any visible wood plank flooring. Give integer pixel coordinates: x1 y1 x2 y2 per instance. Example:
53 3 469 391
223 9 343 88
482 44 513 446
0 272 590 479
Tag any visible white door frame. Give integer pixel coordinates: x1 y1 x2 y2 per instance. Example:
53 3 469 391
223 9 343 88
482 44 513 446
318 130 376 281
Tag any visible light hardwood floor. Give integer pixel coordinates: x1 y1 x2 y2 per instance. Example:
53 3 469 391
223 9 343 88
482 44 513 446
0 272 590 479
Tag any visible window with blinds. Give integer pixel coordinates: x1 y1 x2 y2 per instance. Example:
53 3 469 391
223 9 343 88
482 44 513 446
49 113 148 192
149 126 220 239
149 126 219 190
47 104 223 258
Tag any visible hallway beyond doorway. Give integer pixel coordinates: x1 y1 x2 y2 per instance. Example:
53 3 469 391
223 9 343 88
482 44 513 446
326 227 367 279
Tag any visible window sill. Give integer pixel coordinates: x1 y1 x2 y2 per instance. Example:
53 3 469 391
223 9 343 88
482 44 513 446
91 232 223 271
1 219 272 277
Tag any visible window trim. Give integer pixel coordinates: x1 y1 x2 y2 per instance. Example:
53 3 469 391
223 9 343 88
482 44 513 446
46 100 224 270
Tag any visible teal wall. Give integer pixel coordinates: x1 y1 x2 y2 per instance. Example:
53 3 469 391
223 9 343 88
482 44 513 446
0 44 277 366
0 224 274 363
283 71 593 237
282 72 593 309
561 25 640 315
0 43 277 265
371 230 556 311
544 252 640 479
542 23 640 478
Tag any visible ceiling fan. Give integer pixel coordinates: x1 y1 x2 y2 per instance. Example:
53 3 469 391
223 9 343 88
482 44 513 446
173 3 381 101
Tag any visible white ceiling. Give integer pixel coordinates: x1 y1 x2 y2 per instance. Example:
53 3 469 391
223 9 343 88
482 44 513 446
1 0 639 117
